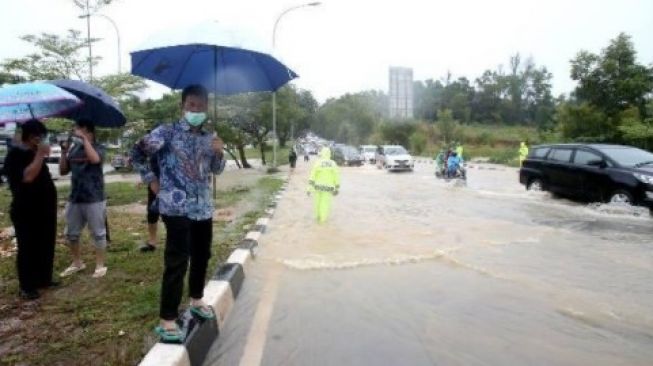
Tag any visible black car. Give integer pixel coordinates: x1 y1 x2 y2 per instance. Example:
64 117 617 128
520 144 653 209
333 146 363 166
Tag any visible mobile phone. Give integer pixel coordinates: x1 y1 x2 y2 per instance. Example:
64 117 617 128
67 132 83 145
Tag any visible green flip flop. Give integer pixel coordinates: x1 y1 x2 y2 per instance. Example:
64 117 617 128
154 325 183 343
190 305 215 320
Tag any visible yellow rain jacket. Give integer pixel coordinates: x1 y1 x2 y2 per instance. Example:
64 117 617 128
519 142 529 166
308 147 340 223
456 144 464 159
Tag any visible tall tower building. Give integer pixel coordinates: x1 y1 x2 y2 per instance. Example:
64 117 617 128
389 67 414 119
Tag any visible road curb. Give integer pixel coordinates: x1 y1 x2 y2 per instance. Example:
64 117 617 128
139 177 287 366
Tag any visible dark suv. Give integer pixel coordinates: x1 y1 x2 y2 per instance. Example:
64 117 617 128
333 145 363 167
520 144 653 208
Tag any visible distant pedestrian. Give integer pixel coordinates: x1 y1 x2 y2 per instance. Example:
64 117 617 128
307 147 340 224
519 142 529 166
59 119 108 279
5 120 58 300
289 149 298 169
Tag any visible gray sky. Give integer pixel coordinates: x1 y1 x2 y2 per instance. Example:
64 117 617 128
2 0 652 102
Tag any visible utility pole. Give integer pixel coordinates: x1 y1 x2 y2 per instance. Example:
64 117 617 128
84 0 93 81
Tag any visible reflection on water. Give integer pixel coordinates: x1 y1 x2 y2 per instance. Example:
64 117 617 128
205 162 653 366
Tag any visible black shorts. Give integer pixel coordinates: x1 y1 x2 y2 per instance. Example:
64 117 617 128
146 187 160 224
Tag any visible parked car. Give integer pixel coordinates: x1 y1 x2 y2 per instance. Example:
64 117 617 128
45 144 62 180
376 145 414 172
333 145 363 166
520 144 653 209
111 154 131 171
359 145 377 163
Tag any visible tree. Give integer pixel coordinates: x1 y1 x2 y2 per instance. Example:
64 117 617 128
218 93 268 166
313 91 383 145
558 33 653 147
437 109 460 144
72 0 114 12
570 33 653 118
556 103 611 142
473 70 503 123
465 54 555 126
95 73 147 99
379 121 416 147
413 79 443 121
2 30 99 81
442 77 474 123
0 72 24 85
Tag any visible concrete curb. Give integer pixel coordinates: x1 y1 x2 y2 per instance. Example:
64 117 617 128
139 178 287 366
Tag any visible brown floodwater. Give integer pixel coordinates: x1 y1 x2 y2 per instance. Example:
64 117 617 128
204 160 653 366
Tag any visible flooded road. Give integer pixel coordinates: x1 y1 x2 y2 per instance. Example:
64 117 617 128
205 159 653 366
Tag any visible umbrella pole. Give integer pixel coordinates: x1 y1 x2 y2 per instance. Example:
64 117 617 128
213 46 218 200
28 104 35 119
213 94 217 200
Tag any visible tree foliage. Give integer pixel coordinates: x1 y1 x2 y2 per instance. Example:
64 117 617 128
412 55 554 128
312 91 385 145
559 33 653 147
2 30 100 81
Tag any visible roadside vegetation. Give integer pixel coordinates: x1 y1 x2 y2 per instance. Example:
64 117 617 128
0 175 283 366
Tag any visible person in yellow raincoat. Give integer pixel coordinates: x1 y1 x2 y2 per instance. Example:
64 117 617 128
519 142 529 166
455 142 464 160
307 147 340 224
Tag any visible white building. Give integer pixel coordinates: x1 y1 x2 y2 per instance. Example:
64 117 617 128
388 67 414 119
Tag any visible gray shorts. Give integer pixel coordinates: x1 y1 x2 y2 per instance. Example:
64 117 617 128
65 201 107 249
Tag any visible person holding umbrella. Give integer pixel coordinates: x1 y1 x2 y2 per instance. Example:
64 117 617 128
131 85 226 342
0 82 83 300
59 119 108 279
4 119 58 300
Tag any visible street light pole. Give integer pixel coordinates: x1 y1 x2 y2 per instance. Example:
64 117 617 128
84 0 93 81
95 14 121 73
79 13 122 74
271 2 321 169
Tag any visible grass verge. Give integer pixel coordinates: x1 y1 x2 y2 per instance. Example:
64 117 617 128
0 176 283 366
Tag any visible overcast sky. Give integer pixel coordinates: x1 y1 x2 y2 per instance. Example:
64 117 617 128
2 0 652 102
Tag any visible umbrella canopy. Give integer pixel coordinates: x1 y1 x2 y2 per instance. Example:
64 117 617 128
0 82 82 124
48 79 126 128
130 21 298 94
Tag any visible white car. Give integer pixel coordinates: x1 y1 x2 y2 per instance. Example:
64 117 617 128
46 144 62 180
359 145 377 163
377 145 414 172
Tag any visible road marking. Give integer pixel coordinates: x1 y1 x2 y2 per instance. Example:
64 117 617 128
238 264 283 366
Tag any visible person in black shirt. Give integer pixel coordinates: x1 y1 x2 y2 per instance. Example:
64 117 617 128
133 130 161 253
4 119 58 300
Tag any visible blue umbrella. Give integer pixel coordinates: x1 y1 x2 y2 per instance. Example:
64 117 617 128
130 22 298 94
0 82 82 124
47 79 126 128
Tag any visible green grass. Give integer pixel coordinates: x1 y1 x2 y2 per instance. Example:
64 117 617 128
458 124 538 146
236 146 291 162
0 175 284 366
411 124 536 167
0 187 11 227
465 145 521 166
